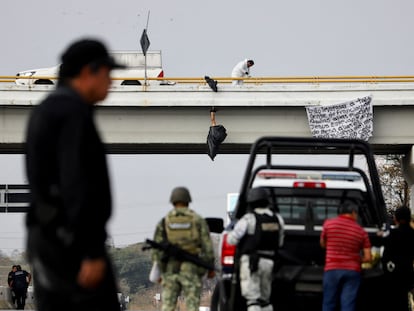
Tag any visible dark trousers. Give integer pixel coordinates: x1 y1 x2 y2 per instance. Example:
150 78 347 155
384 284 410 311
322 269 361 311
33 265 120 311
27 227 120 311
382 273 412 311
10 289 16 304
13 288 27 310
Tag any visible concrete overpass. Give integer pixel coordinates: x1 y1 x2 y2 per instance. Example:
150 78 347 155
2 75 414 205
1 76 414 155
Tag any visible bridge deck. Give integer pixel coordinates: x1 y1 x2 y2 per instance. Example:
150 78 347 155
1 79 414 154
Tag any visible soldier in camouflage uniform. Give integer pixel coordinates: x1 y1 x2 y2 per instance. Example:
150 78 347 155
152 187 215 311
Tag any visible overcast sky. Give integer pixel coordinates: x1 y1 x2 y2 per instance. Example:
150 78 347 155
2 0 414 77
1 0 414 254
0 154 249 254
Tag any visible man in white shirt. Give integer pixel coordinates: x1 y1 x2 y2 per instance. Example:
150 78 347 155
231 59 254 85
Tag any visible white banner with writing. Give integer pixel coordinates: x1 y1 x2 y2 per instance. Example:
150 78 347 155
305 96 373 141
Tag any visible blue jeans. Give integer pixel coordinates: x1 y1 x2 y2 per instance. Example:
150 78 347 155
322 269 361 311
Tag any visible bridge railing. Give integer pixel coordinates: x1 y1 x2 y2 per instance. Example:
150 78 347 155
2 75 414 84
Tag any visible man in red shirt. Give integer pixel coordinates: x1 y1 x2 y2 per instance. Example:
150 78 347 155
320 200 372 311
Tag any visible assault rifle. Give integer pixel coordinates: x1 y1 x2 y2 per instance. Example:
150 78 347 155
143 239 215 271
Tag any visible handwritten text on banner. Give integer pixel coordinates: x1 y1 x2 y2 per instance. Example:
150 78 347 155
305 96 373 141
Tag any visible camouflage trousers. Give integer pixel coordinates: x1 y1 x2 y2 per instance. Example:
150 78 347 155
240 254 274 311
161 261 203 311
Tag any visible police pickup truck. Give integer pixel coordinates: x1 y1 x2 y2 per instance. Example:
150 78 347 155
209 137 388 311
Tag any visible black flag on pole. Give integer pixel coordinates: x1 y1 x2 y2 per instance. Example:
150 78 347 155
140 29 150 56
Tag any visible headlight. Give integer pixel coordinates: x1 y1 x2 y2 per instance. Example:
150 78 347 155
16 71 36 77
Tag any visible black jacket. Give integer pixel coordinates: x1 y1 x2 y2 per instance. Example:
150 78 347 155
382 223 414 288
25 86 111 260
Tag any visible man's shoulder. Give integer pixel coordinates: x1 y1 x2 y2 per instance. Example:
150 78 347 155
253 207 276 216
392 225 414 239
190 210 206 223
323 216 361 229
240 212 256 220
40 87 85 113
13 271 24 277
323 217 337 226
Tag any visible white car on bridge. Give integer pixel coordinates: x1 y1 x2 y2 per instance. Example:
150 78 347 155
15 51 172 86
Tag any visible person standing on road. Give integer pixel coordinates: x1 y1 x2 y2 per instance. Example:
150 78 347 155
7 265 17 304
381 206 414 311
231 59 254 85
151 186 215 311
320 200 372 311
10 265 31 310
227 187 285 311
25 38 125 311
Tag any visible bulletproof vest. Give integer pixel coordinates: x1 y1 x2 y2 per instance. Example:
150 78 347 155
238 211 280 255
164 210 201 254
12 271 27 290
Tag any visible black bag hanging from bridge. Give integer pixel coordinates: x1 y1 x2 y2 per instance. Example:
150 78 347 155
207 125 227 160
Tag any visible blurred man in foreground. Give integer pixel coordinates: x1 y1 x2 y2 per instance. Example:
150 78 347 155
25 38 125 311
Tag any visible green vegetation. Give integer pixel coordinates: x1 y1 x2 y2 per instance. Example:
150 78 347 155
109 242 216 310
110 242 153 294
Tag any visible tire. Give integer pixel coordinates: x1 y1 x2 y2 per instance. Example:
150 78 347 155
210 280 229 311
121 80 141 85
34 79 54 85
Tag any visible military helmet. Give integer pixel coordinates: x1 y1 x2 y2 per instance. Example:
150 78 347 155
170 187 192 204
247 187 269 207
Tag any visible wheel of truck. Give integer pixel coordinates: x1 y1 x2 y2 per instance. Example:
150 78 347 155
210 281 229 311
121 80 141 85
34 79 54 85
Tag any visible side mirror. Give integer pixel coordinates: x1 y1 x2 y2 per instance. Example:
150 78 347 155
205 217 224 233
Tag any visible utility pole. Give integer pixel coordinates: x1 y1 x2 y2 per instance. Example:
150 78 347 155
140 11 151 86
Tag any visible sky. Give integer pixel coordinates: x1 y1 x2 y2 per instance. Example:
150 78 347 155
0 154 249 254
1 0 414 254
2 0 414 77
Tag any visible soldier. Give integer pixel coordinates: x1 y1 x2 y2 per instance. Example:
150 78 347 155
227 187 285 311
151 187 215 311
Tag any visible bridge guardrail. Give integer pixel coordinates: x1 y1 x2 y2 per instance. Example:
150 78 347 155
2 75 414 84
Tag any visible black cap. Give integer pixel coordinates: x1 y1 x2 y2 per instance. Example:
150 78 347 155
59 38 126 79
